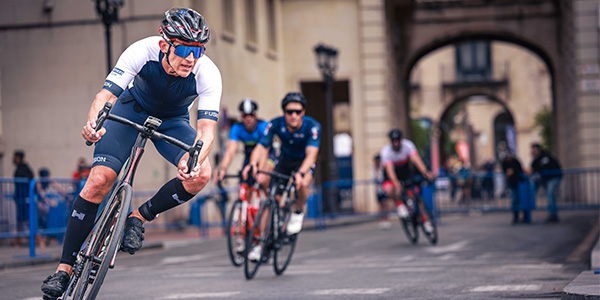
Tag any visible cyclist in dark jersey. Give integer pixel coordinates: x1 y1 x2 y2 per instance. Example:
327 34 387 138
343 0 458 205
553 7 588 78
214 98 274 198
242 92 321 261
41 8 221 299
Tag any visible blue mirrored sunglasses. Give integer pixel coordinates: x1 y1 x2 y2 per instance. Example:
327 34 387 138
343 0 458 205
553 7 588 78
168 41 205 59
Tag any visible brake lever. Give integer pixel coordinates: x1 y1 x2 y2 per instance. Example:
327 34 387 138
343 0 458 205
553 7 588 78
85 102 113 146
186 140 204 174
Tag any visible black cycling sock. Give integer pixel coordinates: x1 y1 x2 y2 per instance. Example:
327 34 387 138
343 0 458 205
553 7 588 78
60 196 99 266
138 178 195 221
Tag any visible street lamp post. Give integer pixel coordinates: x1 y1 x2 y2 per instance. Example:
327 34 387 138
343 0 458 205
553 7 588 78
314 44 339 213
95 0 124 74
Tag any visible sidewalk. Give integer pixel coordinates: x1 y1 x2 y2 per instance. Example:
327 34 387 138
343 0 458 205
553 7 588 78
0 214 376 270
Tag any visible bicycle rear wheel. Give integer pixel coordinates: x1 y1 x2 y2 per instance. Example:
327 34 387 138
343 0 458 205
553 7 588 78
273 201 297 275
399 198 419 244
244 199 272 280
72 184 132 300
417 195 438 245
226 199 245 267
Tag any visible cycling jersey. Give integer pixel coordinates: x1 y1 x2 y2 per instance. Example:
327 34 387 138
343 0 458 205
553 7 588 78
380 139 418 181
93 36 222 173
259 116 321 161
103 36 221 119
229 120 269 165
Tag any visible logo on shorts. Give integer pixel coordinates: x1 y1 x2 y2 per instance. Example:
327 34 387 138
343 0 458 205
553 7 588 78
93 156 107 164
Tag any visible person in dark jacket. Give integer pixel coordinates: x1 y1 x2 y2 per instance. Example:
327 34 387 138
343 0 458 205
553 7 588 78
530 143 562 223
501 152 530 224
13 150 34 247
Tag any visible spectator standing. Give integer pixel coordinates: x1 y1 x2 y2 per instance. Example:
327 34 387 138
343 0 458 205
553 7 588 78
13 150 34 247
36 168 71 247
371 155 390 230
501 152 530 224
530 143 562 223
481 160 495 202
71 157 91 182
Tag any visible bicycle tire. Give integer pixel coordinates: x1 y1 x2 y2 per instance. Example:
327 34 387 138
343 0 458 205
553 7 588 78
417 195 438 245
226 199 245 267
244 199 272 280
72 184 132 300
273 200 298 275
399 197 419 244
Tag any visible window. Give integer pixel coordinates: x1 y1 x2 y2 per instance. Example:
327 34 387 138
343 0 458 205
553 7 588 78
222 0 234 41
266 0 277 52
455 41 491 82
246 0 258 48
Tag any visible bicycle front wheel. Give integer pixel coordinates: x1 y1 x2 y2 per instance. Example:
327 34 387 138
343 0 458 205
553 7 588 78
418 195 438 245
399 198 419 244
226 199 245 267
273 201 298 275
73 184 132 300
244 199 272 280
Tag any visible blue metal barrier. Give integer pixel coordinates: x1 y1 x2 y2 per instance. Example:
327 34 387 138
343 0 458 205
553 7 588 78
2 168 596 257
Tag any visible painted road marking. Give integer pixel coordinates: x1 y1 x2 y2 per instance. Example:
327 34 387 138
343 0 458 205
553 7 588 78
158 292 241 299
163 272 222 278
425 240 469 254
469 285 541 292
160 250 222 265
386 267 443 273
286 269 334 275
501 263 563 270
293 247 330 258
312 288 391 295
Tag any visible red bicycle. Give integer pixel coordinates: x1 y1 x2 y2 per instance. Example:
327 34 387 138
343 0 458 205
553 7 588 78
224 175 262 267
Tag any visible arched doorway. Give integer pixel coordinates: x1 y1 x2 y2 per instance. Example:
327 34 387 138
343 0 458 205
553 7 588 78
408 40 552 171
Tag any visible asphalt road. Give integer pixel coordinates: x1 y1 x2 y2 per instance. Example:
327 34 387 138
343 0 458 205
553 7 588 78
1 210 596 300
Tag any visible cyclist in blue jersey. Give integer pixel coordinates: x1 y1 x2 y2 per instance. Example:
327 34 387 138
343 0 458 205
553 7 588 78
41 8 221 299
214 99 274 197
242 92 321 261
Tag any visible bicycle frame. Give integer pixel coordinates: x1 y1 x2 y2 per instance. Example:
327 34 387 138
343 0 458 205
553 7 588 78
63 103 202 299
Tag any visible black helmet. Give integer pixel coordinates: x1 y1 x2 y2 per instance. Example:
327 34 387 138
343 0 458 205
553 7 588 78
239 98 258 115
281 92 306 110
388 128 403 141
159 8 210 46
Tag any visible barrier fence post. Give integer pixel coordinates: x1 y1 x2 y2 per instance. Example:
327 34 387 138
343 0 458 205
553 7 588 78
28 179 37 258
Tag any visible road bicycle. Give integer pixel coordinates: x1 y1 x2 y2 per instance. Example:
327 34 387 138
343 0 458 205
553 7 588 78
58 102 202 300
223 173 262 267
244 170 298 280
398 177 438 245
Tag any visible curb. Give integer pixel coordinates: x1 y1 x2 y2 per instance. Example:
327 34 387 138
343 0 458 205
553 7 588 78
561 271 600 300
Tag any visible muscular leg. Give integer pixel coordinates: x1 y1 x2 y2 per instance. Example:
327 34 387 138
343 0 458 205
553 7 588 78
295 172 313 212
56 166 117 275
131 159 212 222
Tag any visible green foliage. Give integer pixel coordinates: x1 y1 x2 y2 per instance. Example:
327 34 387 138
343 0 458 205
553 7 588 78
534 106 553 152
410 119 432 157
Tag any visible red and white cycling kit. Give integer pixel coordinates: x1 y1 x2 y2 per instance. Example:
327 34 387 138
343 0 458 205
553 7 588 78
380 139 418 190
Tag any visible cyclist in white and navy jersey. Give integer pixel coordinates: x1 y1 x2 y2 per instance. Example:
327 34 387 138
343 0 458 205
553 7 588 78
380 129 434 230
242 92 321 261
214 99 275 198
41 8 221 299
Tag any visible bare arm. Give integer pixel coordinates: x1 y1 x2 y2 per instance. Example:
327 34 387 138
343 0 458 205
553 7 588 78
83 89 118 143
178 119 216 180
242 143 268 179
298 146 319 175
214 140 238 181
409 153 433 180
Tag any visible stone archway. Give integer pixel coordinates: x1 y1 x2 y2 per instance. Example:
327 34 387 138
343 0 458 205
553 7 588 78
385 0 573 166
